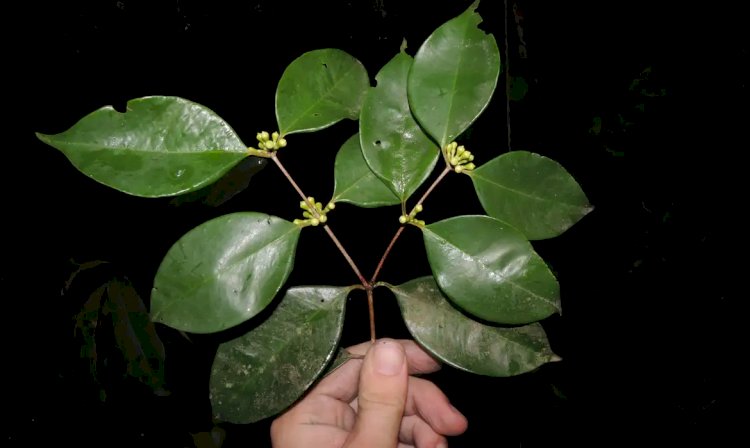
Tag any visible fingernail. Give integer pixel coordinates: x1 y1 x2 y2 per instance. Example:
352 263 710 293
373 341 404 376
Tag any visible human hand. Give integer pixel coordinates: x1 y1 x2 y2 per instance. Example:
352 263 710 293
270 339 468 448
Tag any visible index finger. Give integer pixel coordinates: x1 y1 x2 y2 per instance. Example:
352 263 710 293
311 339 441 403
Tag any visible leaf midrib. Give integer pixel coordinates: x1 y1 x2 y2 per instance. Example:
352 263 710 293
45 138 247 155
472 171 582 209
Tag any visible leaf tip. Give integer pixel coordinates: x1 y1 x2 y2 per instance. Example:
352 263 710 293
35 131 52 143
549 353 563 363
399 38 408 54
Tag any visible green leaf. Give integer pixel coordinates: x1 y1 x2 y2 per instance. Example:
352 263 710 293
360 52 440 201
390 277 558 376
321 347 358 379
36 96 249 198
210 286 349 424
151 213 301 334
276 49 369 135
422 215 560 324
331 133 401 207
408 1 500 147
470 151 593 240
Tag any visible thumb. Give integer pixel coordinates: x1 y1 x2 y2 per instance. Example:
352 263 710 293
344 339 408 448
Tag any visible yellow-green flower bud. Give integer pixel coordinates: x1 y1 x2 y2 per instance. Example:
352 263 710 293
464 162 475 170
415 204 423 213
278 138 287 148
455 165 464 173
326 202 335 211
319 214 328 224
265 141 276 150
311 218 320 226
261 131 270 141
399 215 408 224
303 211 312 219
293 219 302 225
256 132 263 141
272 131 279 141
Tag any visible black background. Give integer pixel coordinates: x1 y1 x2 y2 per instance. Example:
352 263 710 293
4 0 745 446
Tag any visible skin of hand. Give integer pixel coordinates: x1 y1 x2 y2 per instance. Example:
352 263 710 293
270 339 468 448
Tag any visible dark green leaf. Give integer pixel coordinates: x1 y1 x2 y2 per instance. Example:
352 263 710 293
169 156 267 208
321 347 359 379
151 213 301 334
391 277 558 376
423 215 560 324
276 49 369 135
36 96 249 197
360 52 440 201
331 133 401 207
210 286 349 424
408 1 500 147
471 151 593 240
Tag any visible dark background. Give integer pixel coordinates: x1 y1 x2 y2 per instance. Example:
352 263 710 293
4 0 744 446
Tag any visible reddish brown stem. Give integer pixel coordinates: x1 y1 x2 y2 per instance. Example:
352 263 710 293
370 166 452 284
323 225 368 288
271 153 368 288
366 288 376 343
370 226 404 284
416 165 451 208
270 154 307 202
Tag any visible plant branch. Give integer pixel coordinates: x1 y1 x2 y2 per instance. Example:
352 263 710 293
417 165 451 208
271 153 368 288
370 225 404 284
270 154 307 202
370 165 451 284
323 225 368 287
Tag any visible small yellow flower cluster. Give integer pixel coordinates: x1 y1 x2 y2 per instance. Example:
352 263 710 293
444 142 475 173
399 204 425 227
293 197 335 227
247 131 287 156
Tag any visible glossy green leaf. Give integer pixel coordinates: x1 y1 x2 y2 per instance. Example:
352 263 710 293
408 1 500 147
360 52 440 201
471 151 593 240
423 215 560 324
391 277 558 376
276 49 369 135
331 133 401 207
151 213 301 334
36 96 249 197
210 286 349 423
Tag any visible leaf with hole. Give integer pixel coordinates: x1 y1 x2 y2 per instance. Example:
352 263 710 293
276 49 369 135
151 213 301 334
210 286 349 423
390 276 558 376
331 133 401 207
422 215 560 324
36 96 250 197
471 151 593 240
360 51 439 201
408 1 500 147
